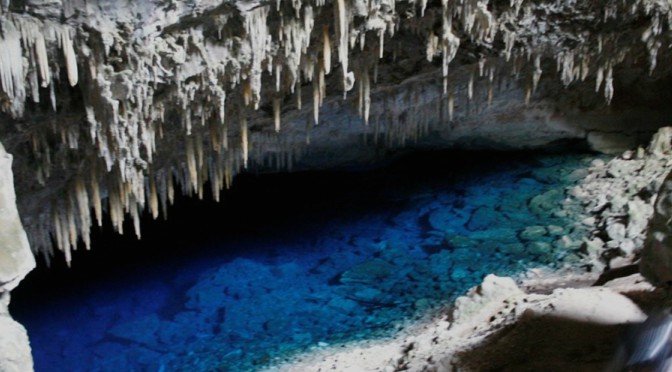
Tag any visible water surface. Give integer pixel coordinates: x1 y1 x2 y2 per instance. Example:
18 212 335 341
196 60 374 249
11 150 592 371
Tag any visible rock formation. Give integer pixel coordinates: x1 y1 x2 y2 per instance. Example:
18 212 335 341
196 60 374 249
0 0 669 264
0 141 35 372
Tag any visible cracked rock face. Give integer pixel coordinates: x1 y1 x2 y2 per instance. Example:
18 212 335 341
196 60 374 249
0 0 670 262
0 142 35 372
0 142 35 292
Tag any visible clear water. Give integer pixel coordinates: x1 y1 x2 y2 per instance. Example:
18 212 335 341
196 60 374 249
11 151 592 371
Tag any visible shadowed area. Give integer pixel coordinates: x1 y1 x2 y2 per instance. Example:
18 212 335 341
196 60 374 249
456 315 627 371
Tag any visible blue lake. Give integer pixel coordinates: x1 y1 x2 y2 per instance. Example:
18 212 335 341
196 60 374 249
11 150 593 371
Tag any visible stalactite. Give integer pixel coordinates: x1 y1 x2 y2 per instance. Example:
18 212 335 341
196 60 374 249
241 116 249 168
604 64 614 103
51 207 64 263
7 0 672 262
74 176 91 250
167 169 175 205
323 25 331 75
318 61 326 105
448 92 455 121
595 65 604 93
378 29 384 59
334 0 350 93
149 173 159 220
362 67 371 125
158 171 169 219
186 135 198 192
313 75 320 125
67 196 77 253
524 81 531 105
0 20 25 116
61 27 79 87
273 96 282 132
130 203 141 239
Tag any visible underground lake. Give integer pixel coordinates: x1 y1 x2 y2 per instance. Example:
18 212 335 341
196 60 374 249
10 149 598 371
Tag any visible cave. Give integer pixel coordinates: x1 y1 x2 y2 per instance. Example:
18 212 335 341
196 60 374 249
0 0 671 371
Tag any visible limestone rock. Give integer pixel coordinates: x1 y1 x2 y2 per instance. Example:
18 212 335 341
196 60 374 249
348 288 388 305
527 241 553 256
648 126 672 157
627 199 654 239
340 260 395 284
519 226 548 241
427 208 456 232
452 275 524 326
444 235 476 249
0 142 35 372
470 228 519 243
0 306 33 372
465 207 498 232
0 142 35 292
641 170 672 287
606 222 626 242
547 225 565 236
529 189 563 216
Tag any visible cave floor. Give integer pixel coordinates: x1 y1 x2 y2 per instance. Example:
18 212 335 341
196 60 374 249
10 151 598 372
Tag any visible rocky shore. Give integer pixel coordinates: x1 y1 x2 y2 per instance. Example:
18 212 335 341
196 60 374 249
263 127 672 371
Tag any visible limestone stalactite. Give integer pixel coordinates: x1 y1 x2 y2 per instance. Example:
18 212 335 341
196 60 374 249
0 0 669 263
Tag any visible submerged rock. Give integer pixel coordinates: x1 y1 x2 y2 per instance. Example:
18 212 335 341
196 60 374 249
529 189 564 216
444 235 476 249
107 314 162 348
519 226 548 241
465 207 499 232
340 260 395 285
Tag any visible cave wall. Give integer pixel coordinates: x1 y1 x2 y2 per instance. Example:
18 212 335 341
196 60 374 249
0 0 670 263
0 141 35 372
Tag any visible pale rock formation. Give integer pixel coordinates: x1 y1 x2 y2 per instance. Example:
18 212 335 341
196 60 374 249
0 295 33 372
0 142 35 292
0 141 35 372
567 127 672 274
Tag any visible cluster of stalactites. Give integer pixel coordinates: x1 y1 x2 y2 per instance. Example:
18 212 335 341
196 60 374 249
0 15 78 118
1 0 671 262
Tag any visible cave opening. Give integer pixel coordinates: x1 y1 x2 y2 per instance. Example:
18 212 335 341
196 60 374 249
10 148 598 371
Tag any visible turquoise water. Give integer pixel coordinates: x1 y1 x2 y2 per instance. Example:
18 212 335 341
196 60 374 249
11 151 592 371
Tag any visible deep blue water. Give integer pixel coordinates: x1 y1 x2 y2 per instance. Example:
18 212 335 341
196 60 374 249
11 150 593 371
